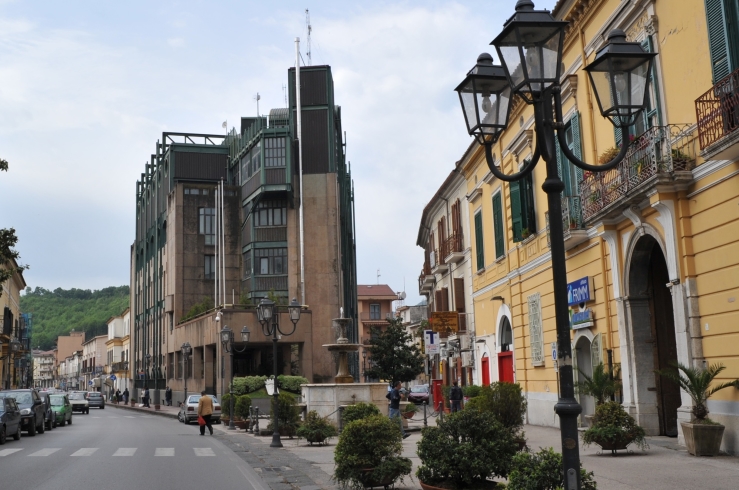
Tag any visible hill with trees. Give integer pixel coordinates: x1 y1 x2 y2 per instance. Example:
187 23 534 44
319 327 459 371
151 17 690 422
20 286 130 350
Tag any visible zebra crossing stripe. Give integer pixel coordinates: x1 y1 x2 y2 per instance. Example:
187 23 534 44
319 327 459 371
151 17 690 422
155 448 174 456
113 448 137 456
71 448 99 457
29 448 60 457
0 448 23 457
193 448 215 457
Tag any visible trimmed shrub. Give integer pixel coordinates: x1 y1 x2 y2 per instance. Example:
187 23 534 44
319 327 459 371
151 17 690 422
234 395 252 420
267 392 301 437
582 401 648 450
296 410 337 445
232 376 267 395
220 393 232 417
462 384 482 398
277 375 309 393
342 402 381 425
507 447 597 490
466 382 527 432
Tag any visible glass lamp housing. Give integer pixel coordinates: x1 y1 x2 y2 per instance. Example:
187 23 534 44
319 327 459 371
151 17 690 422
288 298 301 324
258 298 274 323
220 326 232 345
240 326 251 343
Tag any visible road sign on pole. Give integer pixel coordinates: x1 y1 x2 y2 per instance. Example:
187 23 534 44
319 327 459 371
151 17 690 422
424 330 439 355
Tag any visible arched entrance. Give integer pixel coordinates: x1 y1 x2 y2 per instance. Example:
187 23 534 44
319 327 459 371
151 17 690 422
498 316 514 383
575 336 595 422
627 234 681 436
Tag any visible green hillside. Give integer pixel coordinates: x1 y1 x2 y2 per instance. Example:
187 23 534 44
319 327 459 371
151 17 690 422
20 286 130 350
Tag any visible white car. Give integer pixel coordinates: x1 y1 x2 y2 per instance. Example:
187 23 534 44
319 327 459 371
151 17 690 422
177 395 221 424
68 392 89 414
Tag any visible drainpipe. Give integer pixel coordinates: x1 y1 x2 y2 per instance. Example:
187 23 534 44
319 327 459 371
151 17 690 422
296 37 306 305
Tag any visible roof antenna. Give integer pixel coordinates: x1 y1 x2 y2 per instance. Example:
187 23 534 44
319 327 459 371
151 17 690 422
282 83 287 108
254 92 260 116
376 268 380 285
305 9 312 66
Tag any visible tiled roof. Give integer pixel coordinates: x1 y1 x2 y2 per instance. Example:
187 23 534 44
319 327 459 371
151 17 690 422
357 284 397 298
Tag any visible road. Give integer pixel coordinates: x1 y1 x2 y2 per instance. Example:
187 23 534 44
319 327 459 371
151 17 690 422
0 405 270 490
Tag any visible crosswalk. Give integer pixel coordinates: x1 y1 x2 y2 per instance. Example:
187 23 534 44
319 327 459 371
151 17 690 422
0 447 217 458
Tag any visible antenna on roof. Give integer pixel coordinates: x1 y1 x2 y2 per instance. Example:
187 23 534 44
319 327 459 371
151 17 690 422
282 84 287 108
376 269 380 285
254 92 261 116
305 9 312 66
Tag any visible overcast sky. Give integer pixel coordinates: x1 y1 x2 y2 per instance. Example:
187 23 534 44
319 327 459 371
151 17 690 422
0 0 556 305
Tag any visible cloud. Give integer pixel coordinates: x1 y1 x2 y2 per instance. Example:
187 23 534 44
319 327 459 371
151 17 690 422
167 37 185 48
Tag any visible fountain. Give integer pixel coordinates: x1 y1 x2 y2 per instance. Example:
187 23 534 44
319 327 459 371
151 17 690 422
322 310 361 383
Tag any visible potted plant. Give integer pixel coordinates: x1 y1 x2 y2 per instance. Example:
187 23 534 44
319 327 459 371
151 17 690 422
417 409 516 489
342 402 381 426
577 362 621 424
521 228 532 240
233 395 252 430
658 362 739 456
267 392 301 438
464 381 527 448
334 414 412 489
402 402 417 419
507 447 597 490
581 401 648 455
297 410 337 446
598 146 620 164
220 393 232 425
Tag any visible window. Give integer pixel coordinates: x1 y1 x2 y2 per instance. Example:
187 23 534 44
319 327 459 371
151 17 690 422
254 200 287 226
254 248 287 275
705 0 739 83
243 252 252 279
370 304 381 320
264 137 287 167
199 208 216 245
204 255 215 279
555 113 584 197
474 210 484 271
510 168 536 242
492 192 505 259
527 293 544 366
241 142 262 184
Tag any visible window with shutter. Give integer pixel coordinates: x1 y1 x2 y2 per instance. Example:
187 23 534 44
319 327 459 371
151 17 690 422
474 211 485 271
527 293 544 366
705 0 739 83
522 172 537 236
510 181 522 242
492 192 505 259
591 333 603 368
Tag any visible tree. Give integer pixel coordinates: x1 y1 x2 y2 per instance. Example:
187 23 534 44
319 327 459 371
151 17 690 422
0 159 28 295
364 317 424 385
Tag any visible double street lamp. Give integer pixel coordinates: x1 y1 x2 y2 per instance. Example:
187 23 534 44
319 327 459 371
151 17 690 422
220 325 251 430
0 338 21 389
181 342 192 406
454 2 655 488
257 297 302 448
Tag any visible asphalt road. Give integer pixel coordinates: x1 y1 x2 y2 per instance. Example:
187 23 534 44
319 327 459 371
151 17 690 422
0 405 270 490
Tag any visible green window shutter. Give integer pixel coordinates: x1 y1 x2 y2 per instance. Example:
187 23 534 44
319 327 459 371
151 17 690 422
705 0 732 83
510 181 522 242
571 112 583 194
493 193 505 259
522 173 536 234
614 124 623 147
474 211 485 271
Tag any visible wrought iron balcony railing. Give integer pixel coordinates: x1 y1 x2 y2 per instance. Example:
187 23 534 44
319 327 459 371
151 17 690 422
580 124 696 222
441 232 464 259
696 68 739 150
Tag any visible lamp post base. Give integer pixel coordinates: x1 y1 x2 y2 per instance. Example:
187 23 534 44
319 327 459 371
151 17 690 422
270 432 283 448
154 404 160 411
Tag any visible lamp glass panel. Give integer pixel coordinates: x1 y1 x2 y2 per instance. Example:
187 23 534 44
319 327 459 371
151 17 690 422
591 71 614 117
499 44 525 88
459 88 478 134
474 79 511 133
220 329 231 344
241 327 250 343
289 305 301 322
542 33 561 81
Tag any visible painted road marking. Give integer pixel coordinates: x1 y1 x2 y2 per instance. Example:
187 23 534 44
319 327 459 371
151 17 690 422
0 449 23 457
155 448 174 457
113 448 137 456
71 448 99 457
29 448 61 457
194 447 215 457
124 416 136 418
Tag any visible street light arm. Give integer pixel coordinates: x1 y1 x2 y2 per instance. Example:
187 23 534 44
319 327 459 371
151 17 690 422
553 89 629 172
232 344 248 353
276 318 297 337
483 140 539 182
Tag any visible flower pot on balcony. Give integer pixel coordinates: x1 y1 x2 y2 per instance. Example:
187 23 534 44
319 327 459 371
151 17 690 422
681 421 725 456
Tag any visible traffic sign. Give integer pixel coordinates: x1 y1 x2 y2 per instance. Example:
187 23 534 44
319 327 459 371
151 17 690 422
424 330 439 355
109 374 117 381
88 380 93 386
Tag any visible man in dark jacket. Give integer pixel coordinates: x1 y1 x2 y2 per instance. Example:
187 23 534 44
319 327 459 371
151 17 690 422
143 388 150 408
386 381 409 439
165 386 172 406
450 381 463 413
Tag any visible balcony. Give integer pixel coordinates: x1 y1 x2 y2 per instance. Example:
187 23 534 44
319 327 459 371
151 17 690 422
430 249 448 274
580 124 696 223
441 233 465 264
545 196 588 250
696 68 739 161
111 361 129 373
359 311 394 323
418 263 434 294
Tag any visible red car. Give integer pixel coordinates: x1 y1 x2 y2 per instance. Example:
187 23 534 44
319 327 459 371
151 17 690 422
407 385 430 404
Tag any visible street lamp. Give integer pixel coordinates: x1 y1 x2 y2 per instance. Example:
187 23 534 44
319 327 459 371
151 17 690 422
181 342 192 406
362 350 368 383
455 2 655 488
257 297 301 448
220 325 251 430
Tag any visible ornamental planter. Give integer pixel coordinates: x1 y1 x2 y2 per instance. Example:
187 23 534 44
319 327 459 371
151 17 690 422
681 421 725 456
234 420 249 430
593 435 634 455
360 468 403 489
402 411 415 420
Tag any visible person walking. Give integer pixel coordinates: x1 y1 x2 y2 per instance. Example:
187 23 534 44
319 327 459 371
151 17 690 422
165 386 172 406
450 381 463 413
115 389 121 404
386 381 409 439
123 388 129 404
143 387 150 408
197 391 214 436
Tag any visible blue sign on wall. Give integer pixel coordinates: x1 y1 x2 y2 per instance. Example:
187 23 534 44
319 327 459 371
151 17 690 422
567 277 593 306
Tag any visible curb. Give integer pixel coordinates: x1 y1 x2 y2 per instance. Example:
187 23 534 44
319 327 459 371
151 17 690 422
108 403 178 420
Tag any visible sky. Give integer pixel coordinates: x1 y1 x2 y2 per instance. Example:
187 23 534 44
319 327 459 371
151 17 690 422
0 0 557 306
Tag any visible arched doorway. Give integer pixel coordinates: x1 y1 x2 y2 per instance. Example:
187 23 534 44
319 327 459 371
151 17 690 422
498 316 514 383
627 234 681 436
575 336 594 423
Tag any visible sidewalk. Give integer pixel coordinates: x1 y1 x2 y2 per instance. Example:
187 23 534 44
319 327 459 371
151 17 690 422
111 403 739 489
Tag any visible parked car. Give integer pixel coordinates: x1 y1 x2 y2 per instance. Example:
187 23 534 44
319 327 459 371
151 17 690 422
0 389 46 436
87 392 105 409
49 394 73 426
407 384 430 404
68 392 89 414
39 391 56 431
0 397 22 444
177 394 221 424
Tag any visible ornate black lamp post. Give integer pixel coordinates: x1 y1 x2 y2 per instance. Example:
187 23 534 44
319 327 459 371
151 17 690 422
181 342 192 406
220 325 251 430
257 297 302 448
455 2 655 488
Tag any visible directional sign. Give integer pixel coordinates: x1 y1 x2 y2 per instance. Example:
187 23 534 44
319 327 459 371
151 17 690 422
88 380 93 386
429 312 459 334
424 330 439 355
109 374 117 381
551 342 558 361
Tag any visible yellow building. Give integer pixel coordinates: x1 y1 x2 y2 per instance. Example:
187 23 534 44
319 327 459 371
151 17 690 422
447 0 739 453
1 258 28 389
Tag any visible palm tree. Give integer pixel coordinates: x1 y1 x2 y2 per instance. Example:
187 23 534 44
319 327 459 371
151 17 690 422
658 362 739 422
577 363 621 406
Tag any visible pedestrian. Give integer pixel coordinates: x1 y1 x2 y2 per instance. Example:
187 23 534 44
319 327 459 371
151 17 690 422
450 381 463 413
115 389 121 404
386 381 409 439
165 386 172 406
143 387 150 408
197 391 214 436
123 388 129 404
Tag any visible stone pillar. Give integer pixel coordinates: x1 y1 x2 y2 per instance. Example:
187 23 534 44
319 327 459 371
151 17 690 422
203 344 214 394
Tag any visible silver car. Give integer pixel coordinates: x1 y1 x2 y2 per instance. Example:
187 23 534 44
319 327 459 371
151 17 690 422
177 394 221 424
